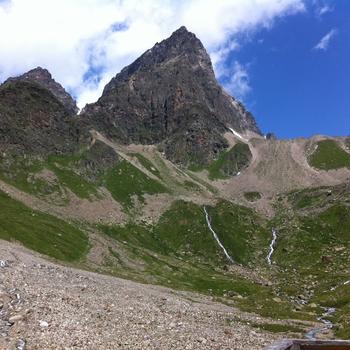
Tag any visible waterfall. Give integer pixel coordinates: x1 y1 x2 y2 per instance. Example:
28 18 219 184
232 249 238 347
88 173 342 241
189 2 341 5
203 207 234 263
267 229 277 265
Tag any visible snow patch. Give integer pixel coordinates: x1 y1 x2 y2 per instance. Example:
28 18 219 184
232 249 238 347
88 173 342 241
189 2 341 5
228 127 248 142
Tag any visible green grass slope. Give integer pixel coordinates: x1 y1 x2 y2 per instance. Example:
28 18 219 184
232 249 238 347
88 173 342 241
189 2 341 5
98 200 311 322
105 160 169 208
208 142 252 179
208 200 270 265
309 140 350 170
0 190 88 261
272 185 350 337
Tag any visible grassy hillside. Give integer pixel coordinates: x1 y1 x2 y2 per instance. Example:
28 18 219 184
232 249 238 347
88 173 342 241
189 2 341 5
0 143 169 209
0 156 62 198
97 200 313 323
130 153 163 179
208 142 252 179
1 138 350 337
207 200 269 265
0 190 88 261
309 140 350 170
271 184 350 337
105 160 169 208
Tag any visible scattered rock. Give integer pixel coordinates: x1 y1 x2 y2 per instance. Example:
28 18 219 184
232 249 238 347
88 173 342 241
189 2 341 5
0 260 8 268
39 320 49 328
9 314 24 324
16 338 26 350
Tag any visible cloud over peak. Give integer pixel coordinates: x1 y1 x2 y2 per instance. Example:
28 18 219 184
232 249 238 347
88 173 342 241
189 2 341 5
0 0 306 108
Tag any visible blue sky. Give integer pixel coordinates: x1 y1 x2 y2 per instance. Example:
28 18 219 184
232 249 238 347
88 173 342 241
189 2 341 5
0 0 348 138
220 1 349 138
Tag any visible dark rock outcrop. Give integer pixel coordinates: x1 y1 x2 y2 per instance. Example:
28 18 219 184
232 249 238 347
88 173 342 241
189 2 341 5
0 77 79 156
6 67 78 115
265 132 277 140
81 26 261 166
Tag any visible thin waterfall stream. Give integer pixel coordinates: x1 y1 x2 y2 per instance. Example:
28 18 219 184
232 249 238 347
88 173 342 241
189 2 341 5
267 229 277 265
203 207 234 263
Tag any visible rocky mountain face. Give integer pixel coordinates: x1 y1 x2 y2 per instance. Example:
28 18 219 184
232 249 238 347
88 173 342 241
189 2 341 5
81 26 260 166
0 69 79 156
0 28 260 165
6 67 78 115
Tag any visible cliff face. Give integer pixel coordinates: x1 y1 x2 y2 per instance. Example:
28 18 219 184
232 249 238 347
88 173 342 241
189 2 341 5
6 67 78 115
81 26 260 166
0 72 78 156
0 27 261 164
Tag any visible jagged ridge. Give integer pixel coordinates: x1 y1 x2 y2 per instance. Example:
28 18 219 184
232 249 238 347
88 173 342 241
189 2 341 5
81 26 261 166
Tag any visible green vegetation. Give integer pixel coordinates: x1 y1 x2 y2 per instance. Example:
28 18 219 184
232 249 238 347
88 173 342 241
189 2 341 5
47 154 99 199
102 200 269 266
208 201 270 265
208 143 252 180
98 200 312 321
187 142 252 180
274 204 350 277
105 160 168 208
0 153 99 201
0 190 88 261
0 156 61 197
0 149 170 210
102 201 222 264
270 186 350 338
309 140 350 170
244 191 262 202
130 153 162 179
183 180 201 191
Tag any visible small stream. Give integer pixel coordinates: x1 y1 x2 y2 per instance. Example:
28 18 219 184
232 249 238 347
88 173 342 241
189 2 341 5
203 207 234 263
304 307 336 340
267 229 277 265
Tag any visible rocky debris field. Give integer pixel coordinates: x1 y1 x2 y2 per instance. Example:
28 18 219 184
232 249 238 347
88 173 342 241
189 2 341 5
0 241 280 349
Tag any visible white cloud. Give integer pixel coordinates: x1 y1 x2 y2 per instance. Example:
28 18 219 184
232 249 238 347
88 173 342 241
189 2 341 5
318 4 333 16
0 0 306 108
224 61 251 100
313 0 333 18
313 28 337 51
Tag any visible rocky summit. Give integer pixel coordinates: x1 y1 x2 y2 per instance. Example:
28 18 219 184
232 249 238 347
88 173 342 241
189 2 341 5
7 67 78 115
0 69 79 156
81 26 260 166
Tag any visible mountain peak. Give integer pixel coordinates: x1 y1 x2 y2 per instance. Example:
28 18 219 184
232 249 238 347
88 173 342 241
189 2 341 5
174 25 189 33
103 25 213 92
5 67 78 115
170 25 193 39
82 28 260 167
24 66 52 80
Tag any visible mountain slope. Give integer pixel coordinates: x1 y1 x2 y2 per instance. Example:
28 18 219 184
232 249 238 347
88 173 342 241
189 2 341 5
6 67 78 115
81 26 260 166
0 69 79 156
1 26 350 347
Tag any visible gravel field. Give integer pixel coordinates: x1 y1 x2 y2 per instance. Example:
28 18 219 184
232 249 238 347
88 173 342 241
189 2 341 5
0 241 279 349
